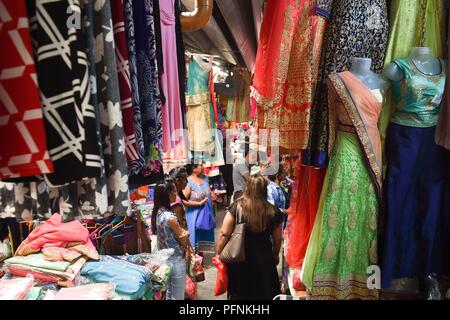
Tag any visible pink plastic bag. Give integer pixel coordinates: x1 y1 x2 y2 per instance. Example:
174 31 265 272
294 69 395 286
212 256 228 296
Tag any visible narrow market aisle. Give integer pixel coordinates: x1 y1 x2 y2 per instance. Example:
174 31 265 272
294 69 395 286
196 205 284 300
197 206 227 300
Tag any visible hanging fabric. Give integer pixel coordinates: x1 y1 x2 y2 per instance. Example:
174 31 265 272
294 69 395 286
435 3 450 149
251 0 323 151
0 0 53 179
160 0 189 172
30 0 102 186
111 0 142 174
186 57 224 167
305 0 388 168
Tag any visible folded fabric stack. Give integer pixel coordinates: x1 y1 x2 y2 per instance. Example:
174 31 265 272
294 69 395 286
25 286 44 300
5 253 87 286
0 276 34 300
5 214 99 286
112 250 174 295
81 255 152 300
54 283 115 300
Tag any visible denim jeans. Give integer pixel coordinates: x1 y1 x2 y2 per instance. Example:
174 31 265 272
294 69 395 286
166 255 186 300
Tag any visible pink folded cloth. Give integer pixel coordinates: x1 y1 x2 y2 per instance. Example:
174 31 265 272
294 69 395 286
16 214 99 260
55 284 115 300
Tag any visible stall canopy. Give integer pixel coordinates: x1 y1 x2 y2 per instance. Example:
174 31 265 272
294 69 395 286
181 0 264 72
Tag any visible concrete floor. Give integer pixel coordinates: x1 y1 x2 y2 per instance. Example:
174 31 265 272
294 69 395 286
196 205 283 300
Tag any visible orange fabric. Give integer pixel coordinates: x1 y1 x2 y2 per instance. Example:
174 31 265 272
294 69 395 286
284 160 326 269
337 72 383 171
252 0 327 150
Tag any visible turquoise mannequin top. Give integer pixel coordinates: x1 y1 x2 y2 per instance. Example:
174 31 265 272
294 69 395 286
390 57 446 128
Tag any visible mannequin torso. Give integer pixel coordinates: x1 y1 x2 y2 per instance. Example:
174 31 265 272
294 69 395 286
350 57 389 91
384 47 442 82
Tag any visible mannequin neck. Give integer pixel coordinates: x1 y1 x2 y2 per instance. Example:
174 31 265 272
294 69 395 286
350 58 373 76
410 47 433 62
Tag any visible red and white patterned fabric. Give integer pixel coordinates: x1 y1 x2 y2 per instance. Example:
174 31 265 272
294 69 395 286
0 0 53 178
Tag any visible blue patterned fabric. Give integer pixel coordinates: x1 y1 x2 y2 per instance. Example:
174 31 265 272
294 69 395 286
306 0 388 168
131 0 163 176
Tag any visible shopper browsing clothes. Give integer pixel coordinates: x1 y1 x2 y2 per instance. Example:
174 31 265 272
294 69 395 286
232 138 251 202
217 174 283 300
169 167 208 231
184 164 216 255
151 179 190 300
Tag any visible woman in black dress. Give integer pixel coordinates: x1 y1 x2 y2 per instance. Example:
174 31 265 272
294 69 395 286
216 174 283 300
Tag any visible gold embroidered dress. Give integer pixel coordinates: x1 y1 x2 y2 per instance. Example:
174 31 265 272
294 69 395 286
251 0 326 150
301 72 383 300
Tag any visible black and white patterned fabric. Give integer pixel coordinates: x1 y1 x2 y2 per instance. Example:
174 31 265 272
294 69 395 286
28 0 103 186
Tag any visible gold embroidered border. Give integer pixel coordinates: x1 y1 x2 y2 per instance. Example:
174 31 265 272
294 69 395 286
186 92 210 106
327 74 383 200
309 273 379 300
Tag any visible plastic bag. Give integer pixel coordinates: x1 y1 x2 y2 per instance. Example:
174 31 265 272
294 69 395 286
0 274 34 300
185 276 197 300
425 274 442 300
292 268 305 291
212 256 228 296
186 248 205 282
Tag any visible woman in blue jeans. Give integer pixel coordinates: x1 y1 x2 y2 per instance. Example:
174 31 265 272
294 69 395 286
152 178 190 300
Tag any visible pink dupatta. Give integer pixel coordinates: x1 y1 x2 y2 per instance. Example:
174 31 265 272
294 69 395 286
327 71 383 198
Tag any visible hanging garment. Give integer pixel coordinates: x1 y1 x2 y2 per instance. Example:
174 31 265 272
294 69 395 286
283 161 326 270
175 0 187 125
301 72 383 300
78 0 129 218
186 59 225 167
30 0 102 186
31 0 129 222
380 0 446 154
0 0 53 179
111 0 141 174
252 0 324 151
160 0 188 171
305 0 388 168
436 15 450 149
382 58 449 292
123 0 146 172
131 0 163 177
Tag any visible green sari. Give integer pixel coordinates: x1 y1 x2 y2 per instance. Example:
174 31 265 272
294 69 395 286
301 72 383 300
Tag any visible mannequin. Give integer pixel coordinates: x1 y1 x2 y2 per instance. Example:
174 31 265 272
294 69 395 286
193 54 212 73
384 47 442 82
350 57 389 90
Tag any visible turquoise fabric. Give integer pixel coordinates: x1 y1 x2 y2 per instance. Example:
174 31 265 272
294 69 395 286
186 59 209 95
81 256 151 300
390 57 446 127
